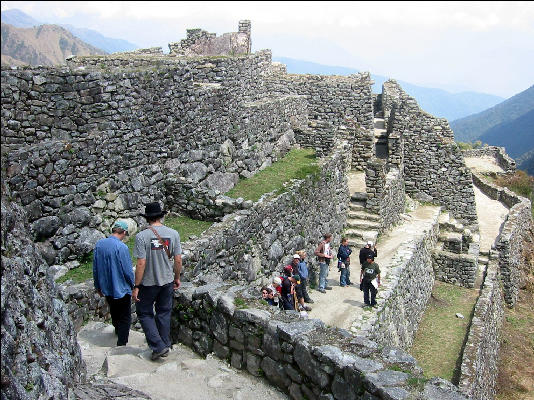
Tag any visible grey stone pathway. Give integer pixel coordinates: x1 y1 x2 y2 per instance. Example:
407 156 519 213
78 321 288 400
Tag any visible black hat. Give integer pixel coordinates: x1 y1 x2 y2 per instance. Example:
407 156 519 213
142 202 167 218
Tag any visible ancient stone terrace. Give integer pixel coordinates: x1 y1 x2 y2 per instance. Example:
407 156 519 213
1 21 532 400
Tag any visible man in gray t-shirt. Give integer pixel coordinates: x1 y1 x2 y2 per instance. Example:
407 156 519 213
132 202 182 361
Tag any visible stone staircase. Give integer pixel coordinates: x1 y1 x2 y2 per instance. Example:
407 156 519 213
78 321 288 400
345 192 380 249
373 115 388 159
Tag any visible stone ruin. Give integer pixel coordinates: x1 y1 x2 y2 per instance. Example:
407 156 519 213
1 21 532 400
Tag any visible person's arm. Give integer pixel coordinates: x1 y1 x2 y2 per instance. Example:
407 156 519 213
120 246 134 289
373 247 378 257
377 273 381 287
360 268 364 283
173 254 182 289
132 258 145 302
93 248 103 297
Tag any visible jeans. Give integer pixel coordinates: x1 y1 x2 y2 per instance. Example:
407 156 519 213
319 262 328 290
362 279 377 306
346 262 352 284
136 282 174 353
340 268 349 286
106 294 132 346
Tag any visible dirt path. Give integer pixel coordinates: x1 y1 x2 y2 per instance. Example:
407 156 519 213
309 205 440 330
473 185 509 253
464 156 505 174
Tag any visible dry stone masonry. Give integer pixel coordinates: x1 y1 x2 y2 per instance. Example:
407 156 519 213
1 20 532 400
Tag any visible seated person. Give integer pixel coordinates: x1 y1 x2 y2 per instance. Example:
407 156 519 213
261 286 277 306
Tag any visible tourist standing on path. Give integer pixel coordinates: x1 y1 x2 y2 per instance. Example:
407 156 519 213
338 237 352 287
132 202 182 361
315 233 333 293
296 250 314 304
359 241 378 266
280 265 295 310
93 220 134 346
360 255 381 307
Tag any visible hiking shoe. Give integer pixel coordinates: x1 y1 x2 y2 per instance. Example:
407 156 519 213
304 305 312 311
318 288 326 293
325 286 333 290
151 347 169 361
305 299 314 304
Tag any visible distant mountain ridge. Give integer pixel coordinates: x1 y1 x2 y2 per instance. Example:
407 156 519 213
451 85 534 175
1 23 105 66
273 56 504 122
1 8 139 54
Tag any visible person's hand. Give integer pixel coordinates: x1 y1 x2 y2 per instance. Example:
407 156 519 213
132 288 140 302
173 278 181 290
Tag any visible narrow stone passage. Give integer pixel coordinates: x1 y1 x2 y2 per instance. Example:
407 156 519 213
309 171 441 331
78 322 288 400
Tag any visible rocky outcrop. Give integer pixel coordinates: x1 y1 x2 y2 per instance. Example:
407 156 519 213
1 183 85 399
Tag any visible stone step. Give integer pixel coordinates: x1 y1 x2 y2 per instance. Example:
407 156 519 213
373 119 385 129
347 239 367 249
348 210 381 221
349 202 366 212
478 255 489 265
351 192 368 202
344 228 378 242
346 219 381 230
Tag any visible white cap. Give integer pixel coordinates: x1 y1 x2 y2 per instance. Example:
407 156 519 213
367 241 373 246
292 254 301 259
273 277 282 285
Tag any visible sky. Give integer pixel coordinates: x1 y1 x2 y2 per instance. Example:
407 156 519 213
2 1 534 98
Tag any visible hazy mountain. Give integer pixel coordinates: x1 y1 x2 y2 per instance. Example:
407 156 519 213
517 150 534 175
450 85 534 143
1 8 139 54
59 24 138 53
273 56 504 121
1 8 40 28
1 23 105 67
477 109 534 159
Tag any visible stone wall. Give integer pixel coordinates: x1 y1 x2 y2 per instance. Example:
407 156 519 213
472 173 532 306
266 69 375 158
168 20 251 56
179 141 352 285
462 146 516 174
432 250 478 288
365 159 405 233
458 261 504 400
351 207 440 348
170 282 468 400
382 80 478 225
1 51 307 264
1 185 85 399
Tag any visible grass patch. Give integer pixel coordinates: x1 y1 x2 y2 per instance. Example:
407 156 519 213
164 214 213 241
234 297 248 309
494 170 534 219
456 140 484 150
497 249 534 400
410 281 478 383
56 252 94 284
226 148 318 202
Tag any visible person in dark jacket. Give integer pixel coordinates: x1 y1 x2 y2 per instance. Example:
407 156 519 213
359 241 378 266
280 265 295 310
337 237 352 287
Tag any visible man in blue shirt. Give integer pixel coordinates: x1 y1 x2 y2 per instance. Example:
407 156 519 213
93 220 134 346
